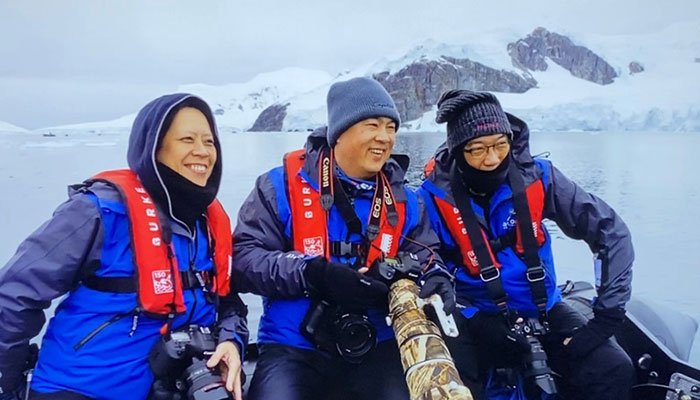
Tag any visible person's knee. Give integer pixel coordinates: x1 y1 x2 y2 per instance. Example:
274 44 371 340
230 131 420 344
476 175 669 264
605 351 635 385
578 344 634 390
248 345 325 400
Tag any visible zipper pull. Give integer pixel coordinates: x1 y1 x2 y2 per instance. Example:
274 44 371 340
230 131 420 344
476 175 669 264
129 309 140 337
195 271 208 292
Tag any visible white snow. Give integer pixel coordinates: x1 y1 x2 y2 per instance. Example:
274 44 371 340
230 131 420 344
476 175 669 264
42 113 137 131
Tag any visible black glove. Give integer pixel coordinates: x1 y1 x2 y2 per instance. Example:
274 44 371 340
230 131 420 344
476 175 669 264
0 346 34 400
149 379 185 400
419 273 456 315
0 378 25 400
565 308 625 358
465 312 531 365
303 257 389 310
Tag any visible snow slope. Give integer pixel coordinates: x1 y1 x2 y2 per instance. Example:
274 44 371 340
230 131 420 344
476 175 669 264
178 67 333 130
0 120 28 133
42 113 137 132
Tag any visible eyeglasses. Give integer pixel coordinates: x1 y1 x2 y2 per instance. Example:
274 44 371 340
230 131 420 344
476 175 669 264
463 140 510 159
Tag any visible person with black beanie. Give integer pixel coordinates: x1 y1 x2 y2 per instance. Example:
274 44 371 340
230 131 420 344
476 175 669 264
417 89 635 400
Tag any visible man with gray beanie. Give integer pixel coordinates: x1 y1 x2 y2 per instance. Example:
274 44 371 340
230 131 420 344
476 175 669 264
232 77 455 400
417 89 634 399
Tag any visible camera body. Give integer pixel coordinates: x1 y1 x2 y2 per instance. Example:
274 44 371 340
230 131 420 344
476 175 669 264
372 252 422 282
510 317 558 396
300 252 423 363
301 300 377 364
149 325 231 400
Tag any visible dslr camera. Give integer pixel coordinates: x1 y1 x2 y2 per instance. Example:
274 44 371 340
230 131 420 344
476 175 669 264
300 252 423 363
148 325 231 400
371 251 422 282
511 317 558 396
301 299 377 364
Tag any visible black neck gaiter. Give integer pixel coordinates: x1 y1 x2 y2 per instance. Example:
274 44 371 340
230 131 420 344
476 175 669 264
154 162 218 230
455 154 511 198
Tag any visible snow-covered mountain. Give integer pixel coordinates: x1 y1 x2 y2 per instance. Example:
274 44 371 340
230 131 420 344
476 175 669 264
44 22 700 133
42 67 333 133
267 22 700 132
179 67 333 130
0 120 27 133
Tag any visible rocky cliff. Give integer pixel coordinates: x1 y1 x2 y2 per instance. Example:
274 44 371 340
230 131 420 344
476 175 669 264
249 103 290 132
508 27 618 85
372 57 537 122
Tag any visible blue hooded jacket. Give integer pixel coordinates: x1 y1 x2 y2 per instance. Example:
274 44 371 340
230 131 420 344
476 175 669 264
0 94 248 400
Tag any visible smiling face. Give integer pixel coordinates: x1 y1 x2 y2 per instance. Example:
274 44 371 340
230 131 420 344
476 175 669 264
333 117 397 179
156 107 217 186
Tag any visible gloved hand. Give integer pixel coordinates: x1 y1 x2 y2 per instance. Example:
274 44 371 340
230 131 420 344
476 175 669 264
0 370 25 400
0 381 25 400
149 379 185 400
564 308 625 358
465 312 531 365
303 257 389 310
419 272 456 315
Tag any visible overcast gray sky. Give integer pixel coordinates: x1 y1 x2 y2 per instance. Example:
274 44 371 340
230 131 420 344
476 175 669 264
1 0 698 129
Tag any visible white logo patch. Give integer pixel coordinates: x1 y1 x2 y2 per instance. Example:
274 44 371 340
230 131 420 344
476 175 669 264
303 236 324 256
152 270 174 295
380 233 393 253
467 250 479 267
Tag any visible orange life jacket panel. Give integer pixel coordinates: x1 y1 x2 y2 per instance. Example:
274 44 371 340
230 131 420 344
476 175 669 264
91 169 231 315
284 149 405 266
432 180 546 276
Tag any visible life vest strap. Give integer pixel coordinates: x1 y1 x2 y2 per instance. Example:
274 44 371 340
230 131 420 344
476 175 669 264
506 162 549 319
440 230 517 266
284 148 405 267
83 270 212 293
489 230 517 255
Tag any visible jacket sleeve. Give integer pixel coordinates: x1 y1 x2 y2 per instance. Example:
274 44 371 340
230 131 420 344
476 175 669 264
399 193 446 272
543 164 634 312
216 291 249 360
0 194 103 393
231 172 308 299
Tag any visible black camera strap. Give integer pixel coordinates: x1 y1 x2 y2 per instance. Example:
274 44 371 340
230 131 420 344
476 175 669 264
506 163 549 321
318 146 398 265
451 173 509 317
319 147 335 211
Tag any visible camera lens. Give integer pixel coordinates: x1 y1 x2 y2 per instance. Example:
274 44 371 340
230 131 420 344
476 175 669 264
184 359 231 400
334 313 377 363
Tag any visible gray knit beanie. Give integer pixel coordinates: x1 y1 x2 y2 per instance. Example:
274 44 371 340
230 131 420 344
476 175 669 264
326 77 401 147
435 89 512 155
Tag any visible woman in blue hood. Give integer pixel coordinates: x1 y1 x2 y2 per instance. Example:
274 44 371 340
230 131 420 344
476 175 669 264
0 94 248 400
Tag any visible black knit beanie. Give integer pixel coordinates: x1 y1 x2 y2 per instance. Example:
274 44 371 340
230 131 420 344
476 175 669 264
435 90 513 156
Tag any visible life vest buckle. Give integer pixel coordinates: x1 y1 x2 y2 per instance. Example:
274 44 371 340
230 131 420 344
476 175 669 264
526 266 546 283
479 265 501 283
330 241 361 258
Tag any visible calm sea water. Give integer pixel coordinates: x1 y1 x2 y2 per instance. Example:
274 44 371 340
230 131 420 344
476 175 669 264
1 130 698 366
